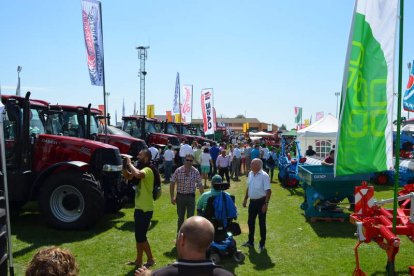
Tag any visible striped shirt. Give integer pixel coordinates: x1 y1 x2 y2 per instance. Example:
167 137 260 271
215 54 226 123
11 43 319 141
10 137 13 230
172 166 202 194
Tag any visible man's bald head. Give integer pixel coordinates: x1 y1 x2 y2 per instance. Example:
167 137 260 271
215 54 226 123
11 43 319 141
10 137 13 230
251 158 263 173
178 216 215 254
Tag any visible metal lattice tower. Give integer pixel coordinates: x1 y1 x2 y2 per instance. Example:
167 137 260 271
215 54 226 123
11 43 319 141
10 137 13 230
136 46 149 116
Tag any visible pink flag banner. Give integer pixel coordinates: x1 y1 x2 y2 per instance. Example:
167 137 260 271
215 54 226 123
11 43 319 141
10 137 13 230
81 0 104 86
201 89 215 135
181 85 193 123
316 111 324 121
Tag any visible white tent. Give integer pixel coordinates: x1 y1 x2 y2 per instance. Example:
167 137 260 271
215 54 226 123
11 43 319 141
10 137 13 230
297 114 338 157
249 131 273 136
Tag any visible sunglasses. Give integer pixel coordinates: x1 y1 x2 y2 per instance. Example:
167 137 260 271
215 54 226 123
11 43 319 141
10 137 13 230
185 159 193 162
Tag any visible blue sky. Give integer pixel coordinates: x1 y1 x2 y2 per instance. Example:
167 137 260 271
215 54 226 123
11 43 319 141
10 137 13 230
1 1 413 129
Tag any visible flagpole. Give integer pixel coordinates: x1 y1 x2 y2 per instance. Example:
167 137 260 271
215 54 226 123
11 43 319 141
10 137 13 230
98 2 108 140
393 0 404 234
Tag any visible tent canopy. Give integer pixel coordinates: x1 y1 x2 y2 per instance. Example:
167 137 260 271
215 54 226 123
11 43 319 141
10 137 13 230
297 114 338 137
249 131 273 136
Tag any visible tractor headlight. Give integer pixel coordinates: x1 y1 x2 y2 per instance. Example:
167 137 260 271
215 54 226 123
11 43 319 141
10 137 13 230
102 164 123 172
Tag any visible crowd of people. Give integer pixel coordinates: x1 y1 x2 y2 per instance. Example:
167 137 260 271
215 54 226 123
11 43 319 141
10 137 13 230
23 138 342 275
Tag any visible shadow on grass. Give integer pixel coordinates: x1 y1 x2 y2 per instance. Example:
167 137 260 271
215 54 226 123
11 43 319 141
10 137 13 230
116 220 159 233
11 206 127 258
163 246 177 258
247 247 275 271
305 216 356 238
286 188 304 197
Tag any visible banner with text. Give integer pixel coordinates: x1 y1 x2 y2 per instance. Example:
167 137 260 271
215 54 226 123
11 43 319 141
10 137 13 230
336 0 397 176
181 85 193 123
201 89 215 135
147 104 154 118
81 0 104 86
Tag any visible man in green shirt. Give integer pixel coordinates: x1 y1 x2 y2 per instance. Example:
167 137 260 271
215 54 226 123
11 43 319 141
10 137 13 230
125 149 156 268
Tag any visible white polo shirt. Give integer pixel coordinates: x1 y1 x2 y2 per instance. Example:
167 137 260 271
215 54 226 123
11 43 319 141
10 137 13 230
164 149 175 161
247 170 271 199
179 144 194 157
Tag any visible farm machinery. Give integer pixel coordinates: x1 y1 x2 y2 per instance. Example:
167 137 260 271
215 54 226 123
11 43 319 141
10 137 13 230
299 165 371 220
278 137 306 188
350 182 414 275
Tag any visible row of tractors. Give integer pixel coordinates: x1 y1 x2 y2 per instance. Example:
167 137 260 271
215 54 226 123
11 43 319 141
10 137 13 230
0 92 211 231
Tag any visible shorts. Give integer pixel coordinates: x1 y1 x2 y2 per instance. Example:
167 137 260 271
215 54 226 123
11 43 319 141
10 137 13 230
201 165 210 173
134 209 153 243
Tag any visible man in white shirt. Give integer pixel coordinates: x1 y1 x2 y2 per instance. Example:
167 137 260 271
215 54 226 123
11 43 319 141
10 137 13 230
179 140 194 165
242 158 272 253
216 150 231 184
149 144 159 161
163 144 175 183
231 144 242 181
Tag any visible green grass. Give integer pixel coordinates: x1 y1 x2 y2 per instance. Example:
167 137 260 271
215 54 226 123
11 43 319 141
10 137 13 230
10 174 414 275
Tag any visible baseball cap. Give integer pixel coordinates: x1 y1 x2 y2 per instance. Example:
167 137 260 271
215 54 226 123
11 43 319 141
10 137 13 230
211 175 223 185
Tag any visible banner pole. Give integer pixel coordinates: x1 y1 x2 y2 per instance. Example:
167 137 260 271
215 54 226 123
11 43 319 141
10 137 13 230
393 0 404 233
98 2 108 141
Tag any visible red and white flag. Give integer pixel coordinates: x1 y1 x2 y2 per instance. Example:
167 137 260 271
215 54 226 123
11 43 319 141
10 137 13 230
201 89 215 135
181 85 193 123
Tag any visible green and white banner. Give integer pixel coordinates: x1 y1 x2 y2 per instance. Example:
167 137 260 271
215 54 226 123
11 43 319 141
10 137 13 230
335 0 398 176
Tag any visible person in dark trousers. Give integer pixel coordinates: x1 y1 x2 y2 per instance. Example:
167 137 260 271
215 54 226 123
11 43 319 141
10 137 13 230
209 142 220 176
134 216 234 276
242 158 272 253
170 154 204 232
216 149 231 184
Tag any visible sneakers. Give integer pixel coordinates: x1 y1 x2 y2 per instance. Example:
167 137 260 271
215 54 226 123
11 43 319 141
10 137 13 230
242 241 254 247
259 244 265 253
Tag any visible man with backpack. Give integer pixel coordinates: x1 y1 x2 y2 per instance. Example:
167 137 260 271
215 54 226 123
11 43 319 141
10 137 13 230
124 149 158 269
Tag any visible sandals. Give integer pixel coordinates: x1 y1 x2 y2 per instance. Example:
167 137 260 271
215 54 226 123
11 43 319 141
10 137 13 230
126 261 142 267
144 261 156 268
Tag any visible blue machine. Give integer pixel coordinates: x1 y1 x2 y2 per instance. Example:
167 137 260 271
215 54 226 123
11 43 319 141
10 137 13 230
299 165 371 219
278 137 306 188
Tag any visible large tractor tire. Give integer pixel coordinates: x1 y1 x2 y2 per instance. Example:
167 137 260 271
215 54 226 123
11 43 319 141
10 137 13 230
39 172 105 230
0 190 8 276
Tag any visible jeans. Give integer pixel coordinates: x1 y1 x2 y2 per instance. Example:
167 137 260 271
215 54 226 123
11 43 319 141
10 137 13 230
176 193 195 232
164 161 173 182
248 197 267 247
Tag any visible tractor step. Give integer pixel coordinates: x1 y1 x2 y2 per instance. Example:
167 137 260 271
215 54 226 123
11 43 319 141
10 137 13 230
309 217 346 223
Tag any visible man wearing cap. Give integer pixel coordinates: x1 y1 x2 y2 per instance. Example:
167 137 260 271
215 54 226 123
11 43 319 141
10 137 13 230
197 175 230 216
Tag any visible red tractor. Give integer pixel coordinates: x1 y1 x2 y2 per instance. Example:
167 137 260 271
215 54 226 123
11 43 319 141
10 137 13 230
49 104 147 157
122 116 180 149
1 93 125 230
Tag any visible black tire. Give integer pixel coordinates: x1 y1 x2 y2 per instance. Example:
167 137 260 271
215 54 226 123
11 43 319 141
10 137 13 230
39 172 105 230
233 250 245 263
209 253 221 264
0 190 8 276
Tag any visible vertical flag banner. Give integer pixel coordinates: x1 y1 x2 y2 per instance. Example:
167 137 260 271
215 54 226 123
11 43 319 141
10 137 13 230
336 0 398 176
294 107 302 124
304 119 310 127
175 114 181 123
115 110 117 125
147 104 155 118
243 123 247 133
316 111 324 121
173 72 180 114
213 107 217 131
81 0 104 86
181 85 193 123
201 89 215 135
122 98 125 117
166 111 173 122
403 61 414 111
133 102 136 115
98 104 105 124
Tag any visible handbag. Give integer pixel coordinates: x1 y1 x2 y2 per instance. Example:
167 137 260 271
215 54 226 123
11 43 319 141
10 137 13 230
228 222 242 236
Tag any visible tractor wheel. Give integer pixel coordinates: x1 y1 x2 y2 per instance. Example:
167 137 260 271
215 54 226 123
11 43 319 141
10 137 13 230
0 191 8 276
209 252 221 264
39 171 104 230
233 250 245 263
